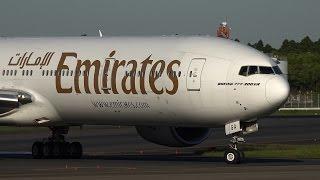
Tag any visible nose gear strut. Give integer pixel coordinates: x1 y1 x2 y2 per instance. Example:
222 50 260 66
224 135 245 164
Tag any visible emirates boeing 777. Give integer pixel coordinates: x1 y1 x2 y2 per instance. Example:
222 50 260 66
0 36 289 164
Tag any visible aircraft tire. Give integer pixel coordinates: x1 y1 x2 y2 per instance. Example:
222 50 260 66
43 142 54 158
32 142 43 159
52 142 64 158
224 149 241 164
69 142 83 159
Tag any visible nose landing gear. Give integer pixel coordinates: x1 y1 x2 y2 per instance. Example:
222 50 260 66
224 136 245 164
223 120 257 164
32 126 83 159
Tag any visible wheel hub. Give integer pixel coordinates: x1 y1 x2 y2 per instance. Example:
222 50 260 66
227 153 235 161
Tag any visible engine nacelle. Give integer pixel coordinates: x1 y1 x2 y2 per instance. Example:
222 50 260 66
0 90 32 114
136 126 212 147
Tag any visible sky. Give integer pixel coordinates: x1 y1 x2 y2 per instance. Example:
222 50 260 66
0 0 319 47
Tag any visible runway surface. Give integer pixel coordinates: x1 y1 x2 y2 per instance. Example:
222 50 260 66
0 116 320 179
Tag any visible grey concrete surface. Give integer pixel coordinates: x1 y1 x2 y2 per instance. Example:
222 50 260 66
0 116 319 179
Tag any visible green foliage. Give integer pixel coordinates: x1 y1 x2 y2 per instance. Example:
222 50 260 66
263 44 274 53
287 52 320 91
279 39 298 54
249 36 320 92
248 40 275 53
255 40 264 51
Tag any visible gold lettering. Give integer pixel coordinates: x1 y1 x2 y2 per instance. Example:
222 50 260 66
55 50 181 96
102 59 111 94
74 59 101 94
122 60 138 94
140 55 153 94
166 60 181 95
111 60 126 94
102 51 116 94
149 60 165 94
56 52 74 93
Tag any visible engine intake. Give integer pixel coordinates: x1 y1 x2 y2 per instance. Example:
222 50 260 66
0 90 32 114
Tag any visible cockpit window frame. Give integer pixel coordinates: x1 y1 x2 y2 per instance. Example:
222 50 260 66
239 65 280 77
259 66 275 75
248 66 259 76
272 66 283 75
238 66 249 76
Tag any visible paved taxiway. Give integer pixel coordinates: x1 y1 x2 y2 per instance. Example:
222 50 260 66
0 116 320 179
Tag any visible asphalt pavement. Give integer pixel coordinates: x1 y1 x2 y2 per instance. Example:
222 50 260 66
0 116 320 179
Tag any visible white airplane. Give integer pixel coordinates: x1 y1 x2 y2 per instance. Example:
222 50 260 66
0 36 289 164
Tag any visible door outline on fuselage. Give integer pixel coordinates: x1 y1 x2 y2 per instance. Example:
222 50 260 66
187 58 206 91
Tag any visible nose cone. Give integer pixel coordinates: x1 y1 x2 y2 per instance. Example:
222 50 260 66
266 76 290 106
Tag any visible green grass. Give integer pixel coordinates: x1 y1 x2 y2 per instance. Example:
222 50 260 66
272 110 320 116
203 144 320 159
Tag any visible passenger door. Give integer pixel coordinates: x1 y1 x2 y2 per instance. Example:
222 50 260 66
187 58 206 91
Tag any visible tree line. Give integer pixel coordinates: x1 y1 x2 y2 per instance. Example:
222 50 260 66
244 36 320 92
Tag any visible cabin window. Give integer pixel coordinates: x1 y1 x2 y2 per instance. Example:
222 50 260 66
178 71 181 77
30 70 33 76
10 70 13 76
14 70 17 76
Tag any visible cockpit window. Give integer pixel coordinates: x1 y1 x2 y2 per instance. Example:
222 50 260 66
272 66 283 74
248 66 258 75
259 66 274 74
239 66 248 76
239 65 280 76
239 65 279 77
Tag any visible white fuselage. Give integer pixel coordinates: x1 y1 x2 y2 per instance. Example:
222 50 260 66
0 37 289 127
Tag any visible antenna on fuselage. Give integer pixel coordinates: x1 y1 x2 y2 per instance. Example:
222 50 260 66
98 29 103 38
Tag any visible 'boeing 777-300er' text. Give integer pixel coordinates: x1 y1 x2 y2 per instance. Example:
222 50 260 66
0 36 289 164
